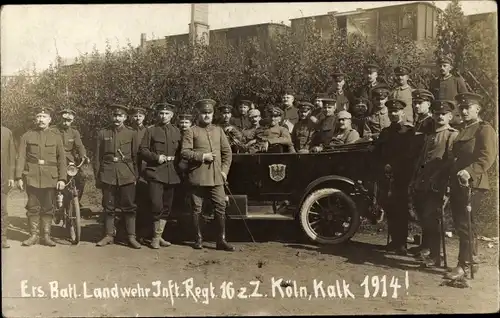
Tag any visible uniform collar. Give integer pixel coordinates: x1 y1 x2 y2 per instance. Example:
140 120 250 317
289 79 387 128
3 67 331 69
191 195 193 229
441 74 452 81
417 113 431 122
113 124 125 131
373 106 388 115
58 124 70 131
464 119 480 128
435 124 451 132
396 84 410 90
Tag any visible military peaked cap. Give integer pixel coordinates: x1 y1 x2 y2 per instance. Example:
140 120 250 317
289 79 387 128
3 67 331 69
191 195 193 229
108 104 129 115
365 63 380 71
195 99 216 112
33 106 54 115
297 101 314 110
58 108 76 116
437 55 453 65
386 98 407 111
128 106 149 115
332 71 346 81
394 65 411 75
269 106 284 116
313 93 330 101
248 109 261 117
455 92 482 106
239 100 252 107
372 85 391 98
154 103 175 112
218 104 233 113
178 113 193 120
322 98 337 106
354 96 370 106
282 86 295 96
431 100 455 114
337 110 352 120
412 89 434 102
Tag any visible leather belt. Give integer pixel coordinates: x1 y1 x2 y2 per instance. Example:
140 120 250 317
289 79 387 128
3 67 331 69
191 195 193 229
103 155 132 163
27 158 57 166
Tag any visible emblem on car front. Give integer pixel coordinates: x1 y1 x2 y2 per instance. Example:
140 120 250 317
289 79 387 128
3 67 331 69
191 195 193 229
269 164 286 182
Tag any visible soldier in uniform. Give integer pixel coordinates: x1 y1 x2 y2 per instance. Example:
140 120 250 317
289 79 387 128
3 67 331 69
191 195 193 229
332 71 351 112
230 100 252 130
217 104 246 153
177 112 193 133
52 108 89 226
1 126 16 248
390 66 414 125
291 102 316 153
429 56 468 127
15 106 67 247
242 108 262 144
251 106 295 153
139 102 181 249
372 98 416 255
310 98 338 152
328 111 360 147
445 93 497 280
357 63 385 100
351 96 371 138
310 93 330 124
411 100 459 267
181 99 234 251
94 104 141 249
412 89 435 134
281 87 299 130
363 85 391 140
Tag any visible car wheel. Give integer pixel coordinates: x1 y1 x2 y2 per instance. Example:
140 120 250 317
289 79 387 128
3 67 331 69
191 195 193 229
299 187 360 245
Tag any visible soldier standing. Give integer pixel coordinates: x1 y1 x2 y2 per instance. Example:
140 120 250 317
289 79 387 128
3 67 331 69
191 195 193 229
291 102 316 153
94 104 141 249
411 100 459 267
1 126 16 248
351 96 371 138
363 85 391 140
390 66 414 125
310 98 338 152
429 56 468 127
310 92 330 124
230 100 252 130
15 107 67 247
357 63 385 100
332 72 351 112
139 103 181 249
445 93 497 280
181 99 234 251
372 99 416 255
412 89 435 134
281 87 299 130
52 109 89 216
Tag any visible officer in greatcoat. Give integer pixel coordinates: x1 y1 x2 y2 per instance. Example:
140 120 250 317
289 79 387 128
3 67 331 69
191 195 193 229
1 125 17 248
94 104 141 249
372 98 417 255
181 99 234 251
16 106 67 247
139 102 182 249
411 100 459 267
445 93 497 280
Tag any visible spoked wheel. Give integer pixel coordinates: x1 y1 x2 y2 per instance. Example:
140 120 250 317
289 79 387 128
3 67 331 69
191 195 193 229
66 197 81 245
299 188 360 245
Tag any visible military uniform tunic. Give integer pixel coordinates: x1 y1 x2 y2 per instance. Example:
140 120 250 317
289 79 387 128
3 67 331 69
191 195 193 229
329 129 360 146
51 125 87 163
390 85 414 124
253 124 295 153
429 75 468 126
1 126 16 241
449 120 497 264
230 115 251 131
16 127 67 217
311 115 338 148
363 106 391 139
332 91 351 112
283 105 300 126
291 118 317 152
414 114 435 135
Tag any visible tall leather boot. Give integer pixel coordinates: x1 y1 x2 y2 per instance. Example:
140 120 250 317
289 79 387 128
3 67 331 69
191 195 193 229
215 214 235 252
150 219 168 249
96 213 115 246
41 215 57 246
125 214 142 249
22 216 40 246
192 213 203 249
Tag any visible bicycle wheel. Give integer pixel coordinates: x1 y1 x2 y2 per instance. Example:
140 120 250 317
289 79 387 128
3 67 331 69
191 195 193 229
68 197 82 244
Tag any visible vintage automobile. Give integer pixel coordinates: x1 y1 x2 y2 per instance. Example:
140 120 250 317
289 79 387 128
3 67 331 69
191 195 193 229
174 140 382 245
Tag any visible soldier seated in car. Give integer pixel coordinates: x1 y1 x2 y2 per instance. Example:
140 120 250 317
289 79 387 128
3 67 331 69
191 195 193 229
249 106 295 153
310 93 330 124
327 111 360 148
242 109 262 145
291 101 317 153
351 96 371 138
217 104 245 153
310 98 338 153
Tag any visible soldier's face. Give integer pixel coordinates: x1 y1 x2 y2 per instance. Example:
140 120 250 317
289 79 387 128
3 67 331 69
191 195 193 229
335 79 345 91
397 74 408 85
389 110 404 123
249 114 261 125
200 111 214 125
158 110 173 124
238 105 249 115
314 99 323 108
374 97 387 107
282 94 294 106
353 103 368 115
298 109 311 120
178 119 192 131
222 112 232 123
61 114 74 127
367 71 377 83
338 118 351 130
35 113 52 128
112 113 127 126
432 112 452 126
459 104 480 122
439 63 452 76
132 113 145 126
414 101 430 114
324 104 336 116
271 114 282 126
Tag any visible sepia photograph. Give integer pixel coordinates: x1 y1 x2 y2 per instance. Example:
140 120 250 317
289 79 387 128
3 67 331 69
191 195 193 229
1 1 498 316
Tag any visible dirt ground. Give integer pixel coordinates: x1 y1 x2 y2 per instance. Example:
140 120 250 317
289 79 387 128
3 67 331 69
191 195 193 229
2 189 499 317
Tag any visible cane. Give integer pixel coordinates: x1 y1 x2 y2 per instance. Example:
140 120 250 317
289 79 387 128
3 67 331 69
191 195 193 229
439 195 449 269
459 179 474 279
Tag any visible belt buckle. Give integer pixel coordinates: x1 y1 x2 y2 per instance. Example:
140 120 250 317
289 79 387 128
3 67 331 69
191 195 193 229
113 157 119 162
38 159 45 165
167 156 174 161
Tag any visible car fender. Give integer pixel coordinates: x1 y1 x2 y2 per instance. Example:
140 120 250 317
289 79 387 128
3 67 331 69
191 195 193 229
296 175 356 216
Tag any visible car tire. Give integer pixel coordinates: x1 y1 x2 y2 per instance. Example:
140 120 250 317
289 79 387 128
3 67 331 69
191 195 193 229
299 187 360 245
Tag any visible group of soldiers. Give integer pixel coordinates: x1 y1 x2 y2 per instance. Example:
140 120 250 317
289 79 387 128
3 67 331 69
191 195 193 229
1 55 496 282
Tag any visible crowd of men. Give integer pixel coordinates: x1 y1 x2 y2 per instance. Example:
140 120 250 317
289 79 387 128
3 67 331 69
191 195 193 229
1 55 496 282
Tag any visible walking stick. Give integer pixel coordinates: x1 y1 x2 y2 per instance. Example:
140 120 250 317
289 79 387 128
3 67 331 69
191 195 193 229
439 195 449 268
465 183 474 279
